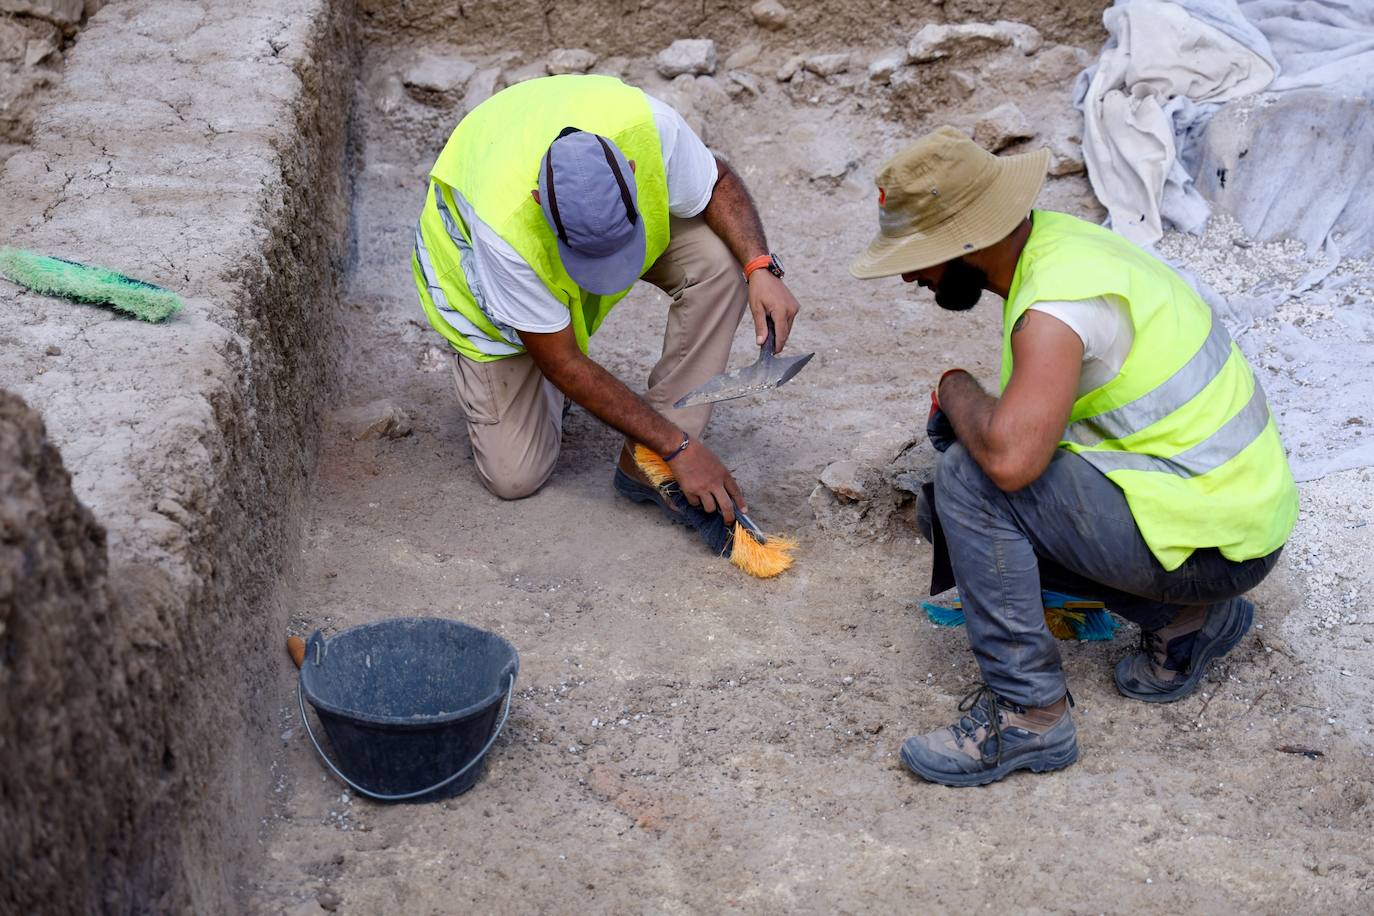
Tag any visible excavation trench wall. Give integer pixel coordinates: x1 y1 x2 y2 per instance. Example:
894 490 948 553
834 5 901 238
0 0 356 911
359 0 1101 52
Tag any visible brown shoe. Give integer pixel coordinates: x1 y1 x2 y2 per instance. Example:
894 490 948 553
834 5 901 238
900 685 1078 787
1114 598 1254 703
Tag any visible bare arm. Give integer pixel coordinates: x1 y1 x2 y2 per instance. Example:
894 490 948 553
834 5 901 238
938 310 1083 492
518 325 746 522
701 156 801 352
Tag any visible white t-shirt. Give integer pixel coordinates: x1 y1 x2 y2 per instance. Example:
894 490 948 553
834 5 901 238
1029 295 1134 396
446 93 719 340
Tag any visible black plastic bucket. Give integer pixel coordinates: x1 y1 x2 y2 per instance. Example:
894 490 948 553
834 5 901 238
297 617 519 802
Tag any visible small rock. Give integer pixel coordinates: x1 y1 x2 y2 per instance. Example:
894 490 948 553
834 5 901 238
724 70 762 99
546 48 597 75
44 344 61 356
751 0 791 30
339 399 413 441
1048 136 1085 176
25 33 60 67
1031 43 1093 84
0 20 26 63
402 51 476 93
974 102 1033 152
949 69 978 97
820 459 868 501
594 55 629 77
804 52 850 77
316 888 342 912
1 0 83 29
776 54 805 82
908 20 1043 64
724 42 761 70
367 71 405 115
464 67 505 110
655 38 717 78
867 53 902 84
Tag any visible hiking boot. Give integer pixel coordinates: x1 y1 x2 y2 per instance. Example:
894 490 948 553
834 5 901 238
1114 597 1254 703
900 685 1078 787
613 467 732 555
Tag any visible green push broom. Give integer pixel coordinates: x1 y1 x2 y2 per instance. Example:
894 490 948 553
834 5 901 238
0 247 183 322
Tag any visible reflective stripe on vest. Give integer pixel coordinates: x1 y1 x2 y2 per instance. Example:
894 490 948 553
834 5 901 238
1066 316 1235 448
1078 381 1271 477
1002 211 1297 571
416 75 670 361
413 223 522 358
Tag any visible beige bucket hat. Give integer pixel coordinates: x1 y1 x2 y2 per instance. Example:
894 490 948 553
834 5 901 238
849 126 1049 279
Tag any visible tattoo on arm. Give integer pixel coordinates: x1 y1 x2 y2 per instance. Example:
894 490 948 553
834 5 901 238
1012 313 1030 334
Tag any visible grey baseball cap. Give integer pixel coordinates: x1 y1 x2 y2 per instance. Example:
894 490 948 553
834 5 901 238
537 128 646 296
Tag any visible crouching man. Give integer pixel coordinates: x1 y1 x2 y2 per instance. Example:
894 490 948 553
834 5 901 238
849 127 1297 787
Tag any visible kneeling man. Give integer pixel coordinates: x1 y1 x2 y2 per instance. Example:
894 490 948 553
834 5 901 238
412 74 800 537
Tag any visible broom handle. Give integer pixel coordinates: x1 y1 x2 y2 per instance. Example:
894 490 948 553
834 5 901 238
297 673 515 802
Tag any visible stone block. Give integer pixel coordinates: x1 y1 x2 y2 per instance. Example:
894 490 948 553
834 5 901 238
908 20 1043 64
751 0 791 30
546 48 597 75
974 102 1033 151
867 53 902 84
655 38 717 78
804 52 849 77
402 50 475 93
338 399 413 441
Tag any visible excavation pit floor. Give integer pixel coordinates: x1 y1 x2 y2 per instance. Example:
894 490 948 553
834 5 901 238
250 34 1374 916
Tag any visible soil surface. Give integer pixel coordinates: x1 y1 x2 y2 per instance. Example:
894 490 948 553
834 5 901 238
251 30 1374 916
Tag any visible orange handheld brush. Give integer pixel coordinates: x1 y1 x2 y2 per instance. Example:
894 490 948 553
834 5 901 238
633 444 798 578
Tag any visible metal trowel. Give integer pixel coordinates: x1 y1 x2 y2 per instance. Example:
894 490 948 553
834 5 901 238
673 315 815 409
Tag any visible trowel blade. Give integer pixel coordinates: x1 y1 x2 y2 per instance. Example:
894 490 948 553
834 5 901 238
672 350 815 409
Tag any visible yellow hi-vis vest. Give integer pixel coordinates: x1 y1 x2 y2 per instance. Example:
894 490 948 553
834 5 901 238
1002 211 1298 571
410 75 671 361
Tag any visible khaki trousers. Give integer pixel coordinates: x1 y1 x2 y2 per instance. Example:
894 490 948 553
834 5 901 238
449 215 749 499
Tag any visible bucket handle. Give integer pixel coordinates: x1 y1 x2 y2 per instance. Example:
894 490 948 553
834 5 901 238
296 673 515 802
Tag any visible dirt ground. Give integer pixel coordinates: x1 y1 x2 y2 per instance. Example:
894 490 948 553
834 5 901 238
248 30 1374 916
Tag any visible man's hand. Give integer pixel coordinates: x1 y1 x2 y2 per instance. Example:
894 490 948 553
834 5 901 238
702 156 802 353
520 325 748 522
747 270 800 352
927 388 957 452
938 311 1082 491
669 438 745 525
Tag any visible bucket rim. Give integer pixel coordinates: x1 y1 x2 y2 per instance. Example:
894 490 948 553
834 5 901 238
299 617 519 728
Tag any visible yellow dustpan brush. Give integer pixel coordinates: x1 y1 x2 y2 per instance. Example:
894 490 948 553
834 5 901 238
633 444 798 578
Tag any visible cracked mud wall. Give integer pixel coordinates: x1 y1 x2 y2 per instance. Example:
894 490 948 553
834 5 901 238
0 0 357 911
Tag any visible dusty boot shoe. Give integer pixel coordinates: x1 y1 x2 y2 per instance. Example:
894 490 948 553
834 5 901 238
612 468 732 555
1114 597 1254 703
900 685 1078 787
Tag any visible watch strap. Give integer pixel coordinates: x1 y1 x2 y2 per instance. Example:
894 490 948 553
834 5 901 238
743 254 774 280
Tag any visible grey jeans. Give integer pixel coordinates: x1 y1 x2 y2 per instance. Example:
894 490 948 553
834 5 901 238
927 443 1282 707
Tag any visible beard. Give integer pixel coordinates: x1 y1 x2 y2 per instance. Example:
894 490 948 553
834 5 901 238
933 258 988 311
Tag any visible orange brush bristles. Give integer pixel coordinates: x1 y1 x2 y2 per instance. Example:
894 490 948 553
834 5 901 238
729 524 797 578
631 443 798 578
633 443 676 487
